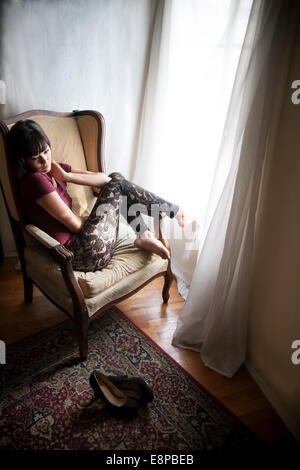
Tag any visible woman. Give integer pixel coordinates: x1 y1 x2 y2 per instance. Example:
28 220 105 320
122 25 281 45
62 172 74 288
8 119 184 272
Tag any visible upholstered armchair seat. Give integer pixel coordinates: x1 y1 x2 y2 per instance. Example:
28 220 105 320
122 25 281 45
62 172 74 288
24 218 168 317
0 110 173 360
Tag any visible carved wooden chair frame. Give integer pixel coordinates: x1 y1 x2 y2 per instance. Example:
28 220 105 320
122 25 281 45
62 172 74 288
0 109 173 360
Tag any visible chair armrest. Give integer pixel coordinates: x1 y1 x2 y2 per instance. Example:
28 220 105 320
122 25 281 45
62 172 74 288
25 224 87 313
25 224 61 249
25 223 75 267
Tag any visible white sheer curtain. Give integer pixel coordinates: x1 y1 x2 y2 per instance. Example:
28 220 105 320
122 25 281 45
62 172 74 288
172 0 300 377
134 0 300 377
132 0 253 297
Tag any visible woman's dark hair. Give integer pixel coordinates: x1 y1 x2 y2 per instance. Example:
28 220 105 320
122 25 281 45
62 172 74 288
7 119 51 178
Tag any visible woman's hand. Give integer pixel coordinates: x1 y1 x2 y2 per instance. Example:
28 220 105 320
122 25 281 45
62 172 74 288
49 160 69 182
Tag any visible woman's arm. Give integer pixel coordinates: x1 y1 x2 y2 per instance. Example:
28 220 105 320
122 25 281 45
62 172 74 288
36 191 86 233
50 160 111 187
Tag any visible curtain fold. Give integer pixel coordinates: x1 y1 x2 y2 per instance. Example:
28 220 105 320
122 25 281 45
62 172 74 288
172 0 300 377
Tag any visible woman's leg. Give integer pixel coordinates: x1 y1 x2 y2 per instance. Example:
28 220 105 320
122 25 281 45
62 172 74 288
108 172 179 232
70 172 179 272
70 177 122 272
109 172 180 261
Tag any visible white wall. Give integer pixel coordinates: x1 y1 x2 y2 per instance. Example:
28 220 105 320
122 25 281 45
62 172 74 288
247 24 300 441
0 0 156 256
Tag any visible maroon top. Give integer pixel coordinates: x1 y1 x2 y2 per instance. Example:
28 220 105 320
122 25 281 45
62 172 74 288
19 163 76 248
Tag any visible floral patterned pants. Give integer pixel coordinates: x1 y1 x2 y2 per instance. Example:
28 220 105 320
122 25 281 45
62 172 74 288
69 172 179 272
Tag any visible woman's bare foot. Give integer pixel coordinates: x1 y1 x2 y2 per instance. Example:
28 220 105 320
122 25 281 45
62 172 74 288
134 230 170 260
175 208 185 227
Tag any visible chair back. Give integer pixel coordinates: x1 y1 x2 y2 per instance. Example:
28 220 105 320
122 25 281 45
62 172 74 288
0 110 105 227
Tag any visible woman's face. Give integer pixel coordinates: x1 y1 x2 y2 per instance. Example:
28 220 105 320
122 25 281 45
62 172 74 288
25 145 52 174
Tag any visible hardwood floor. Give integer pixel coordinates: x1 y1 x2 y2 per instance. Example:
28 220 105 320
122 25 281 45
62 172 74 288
0 256 297 448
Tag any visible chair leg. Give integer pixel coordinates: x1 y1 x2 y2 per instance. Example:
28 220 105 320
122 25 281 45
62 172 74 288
75 312 89 361
80 340 88 361
23 275 33 302
162 263 173 303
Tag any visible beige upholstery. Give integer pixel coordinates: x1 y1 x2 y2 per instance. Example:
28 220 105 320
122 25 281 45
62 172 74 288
75 218 165 298
0 132 19 220
27 115 95 216
77 115 103 174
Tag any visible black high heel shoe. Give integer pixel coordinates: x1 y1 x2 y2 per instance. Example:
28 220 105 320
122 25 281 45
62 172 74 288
89 371 139 410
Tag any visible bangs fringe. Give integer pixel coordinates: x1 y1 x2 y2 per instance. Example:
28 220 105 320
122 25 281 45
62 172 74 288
22 133 48 159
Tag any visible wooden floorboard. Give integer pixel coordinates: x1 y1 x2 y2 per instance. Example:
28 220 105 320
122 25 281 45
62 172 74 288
0 256 296 448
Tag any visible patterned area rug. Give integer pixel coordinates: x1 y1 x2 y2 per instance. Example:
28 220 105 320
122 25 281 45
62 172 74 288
0 307 263 451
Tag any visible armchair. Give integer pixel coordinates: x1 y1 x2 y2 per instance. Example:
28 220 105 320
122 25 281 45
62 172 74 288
0 110 173 360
